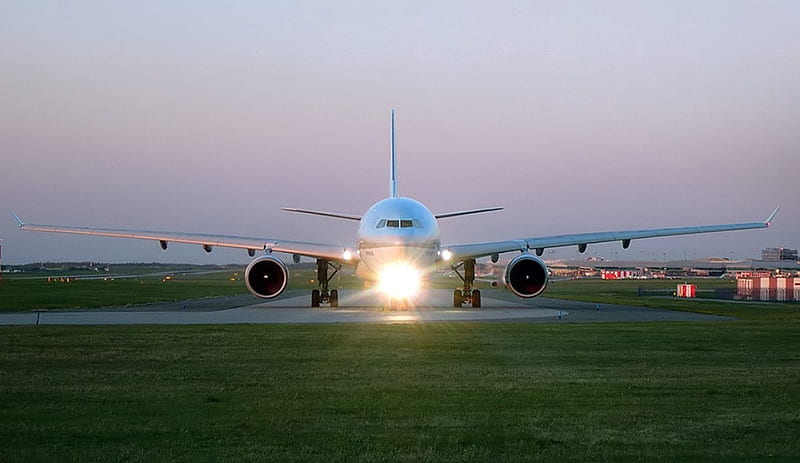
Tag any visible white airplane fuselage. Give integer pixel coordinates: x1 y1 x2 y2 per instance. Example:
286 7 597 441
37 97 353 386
356 197 441 281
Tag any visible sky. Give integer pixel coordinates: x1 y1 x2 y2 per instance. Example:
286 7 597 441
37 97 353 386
1 0 797 265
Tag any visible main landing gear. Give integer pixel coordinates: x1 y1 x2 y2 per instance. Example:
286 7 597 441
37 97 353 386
311 259 341 308
452 258 481 308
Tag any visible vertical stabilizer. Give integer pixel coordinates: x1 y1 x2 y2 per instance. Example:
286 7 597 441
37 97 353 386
390 109 398 198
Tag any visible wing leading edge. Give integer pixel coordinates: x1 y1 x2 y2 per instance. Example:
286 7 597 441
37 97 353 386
444 206 780 262
14 217 358 264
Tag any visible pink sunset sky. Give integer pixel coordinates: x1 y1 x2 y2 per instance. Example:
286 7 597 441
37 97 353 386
1 1 797 264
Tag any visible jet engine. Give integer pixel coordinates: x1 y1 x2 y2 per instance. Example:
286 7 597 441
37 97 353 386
245 255 289 299
503 254 549 298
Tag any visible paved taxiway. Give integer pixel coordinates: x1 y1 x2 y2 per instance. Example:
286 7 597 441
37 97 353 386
0 289 729 326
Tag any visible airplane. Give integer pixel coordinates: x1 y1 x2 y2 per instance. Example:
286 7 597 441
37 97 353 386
12 110 780 309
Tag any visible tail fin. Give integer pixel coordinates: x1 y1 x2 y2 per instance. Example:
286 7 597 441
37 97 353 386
390 109 398 198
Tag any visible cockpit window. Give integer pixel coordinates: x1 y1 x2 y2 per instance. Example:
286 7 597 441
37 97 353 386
380 219 422 229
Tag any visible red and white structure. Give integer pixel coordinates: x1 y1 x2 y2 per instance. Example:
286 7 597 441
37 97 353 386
737 277 800 301
601 270 638 280
677 284 696 298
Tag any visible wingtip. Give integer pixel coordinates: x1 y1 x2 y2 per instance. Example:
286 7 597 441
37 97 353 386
9 210 24 227
765 205 781 226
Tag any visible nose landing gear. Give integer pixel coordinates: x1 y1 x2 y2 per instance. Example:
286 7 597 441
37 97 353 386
385 297 412 310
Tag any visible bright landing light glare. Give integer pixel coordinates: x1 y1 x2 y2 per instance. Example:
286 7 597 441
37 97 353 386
377 263 421 299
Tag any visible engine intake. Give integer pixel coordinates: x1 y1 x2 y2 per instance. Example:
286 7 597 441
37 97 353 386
504 254 549 298
245 255 289 299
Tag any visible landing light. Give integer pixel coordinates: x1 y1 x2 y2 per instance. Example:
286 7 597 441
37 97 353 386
440 249 452 261
342 249 353 261
378 263 421 299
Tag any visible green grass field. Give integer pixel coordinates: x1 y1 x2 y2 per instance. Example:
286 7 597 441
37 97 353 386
543 279 800 321
1 273 799 460
0 272 245 310
1 322 798 461
0 265 361 311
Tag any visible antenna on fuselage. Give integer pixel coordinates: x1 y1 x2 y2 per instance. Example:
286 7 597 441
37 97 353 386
390 109 398 198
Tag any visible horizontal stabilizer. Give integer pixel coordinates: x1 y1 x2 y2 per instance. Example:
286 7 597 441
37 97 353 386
435 207 503 219
282 208 362 221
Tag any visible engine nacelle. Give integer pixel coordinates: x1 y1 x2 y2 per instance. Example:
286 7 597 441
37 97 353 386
504 254 549 298
244 255 289 299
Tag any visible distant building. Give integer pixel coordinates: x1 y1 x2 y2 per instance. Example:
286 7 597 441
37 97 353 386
761 248 798 261
738 277 800 301
600 270 639 279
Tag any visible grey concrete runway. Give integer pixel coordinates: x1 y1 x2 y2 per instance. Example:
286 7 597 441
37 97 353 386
0 289 730 326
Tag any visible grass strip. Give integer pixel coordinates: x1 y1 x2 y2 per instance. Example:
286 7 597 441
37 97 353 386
1 322 798 461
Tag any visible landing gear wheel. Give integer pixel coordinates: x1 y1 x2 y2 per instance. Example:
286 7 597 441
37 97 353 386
311 259 342 308
471 290 481 308
452 259 477 308
388 298 410 310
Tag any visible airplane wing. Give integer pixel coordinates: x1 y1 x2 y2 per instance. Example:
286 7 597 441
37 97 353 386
443 206 780 262
12 214 358 264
